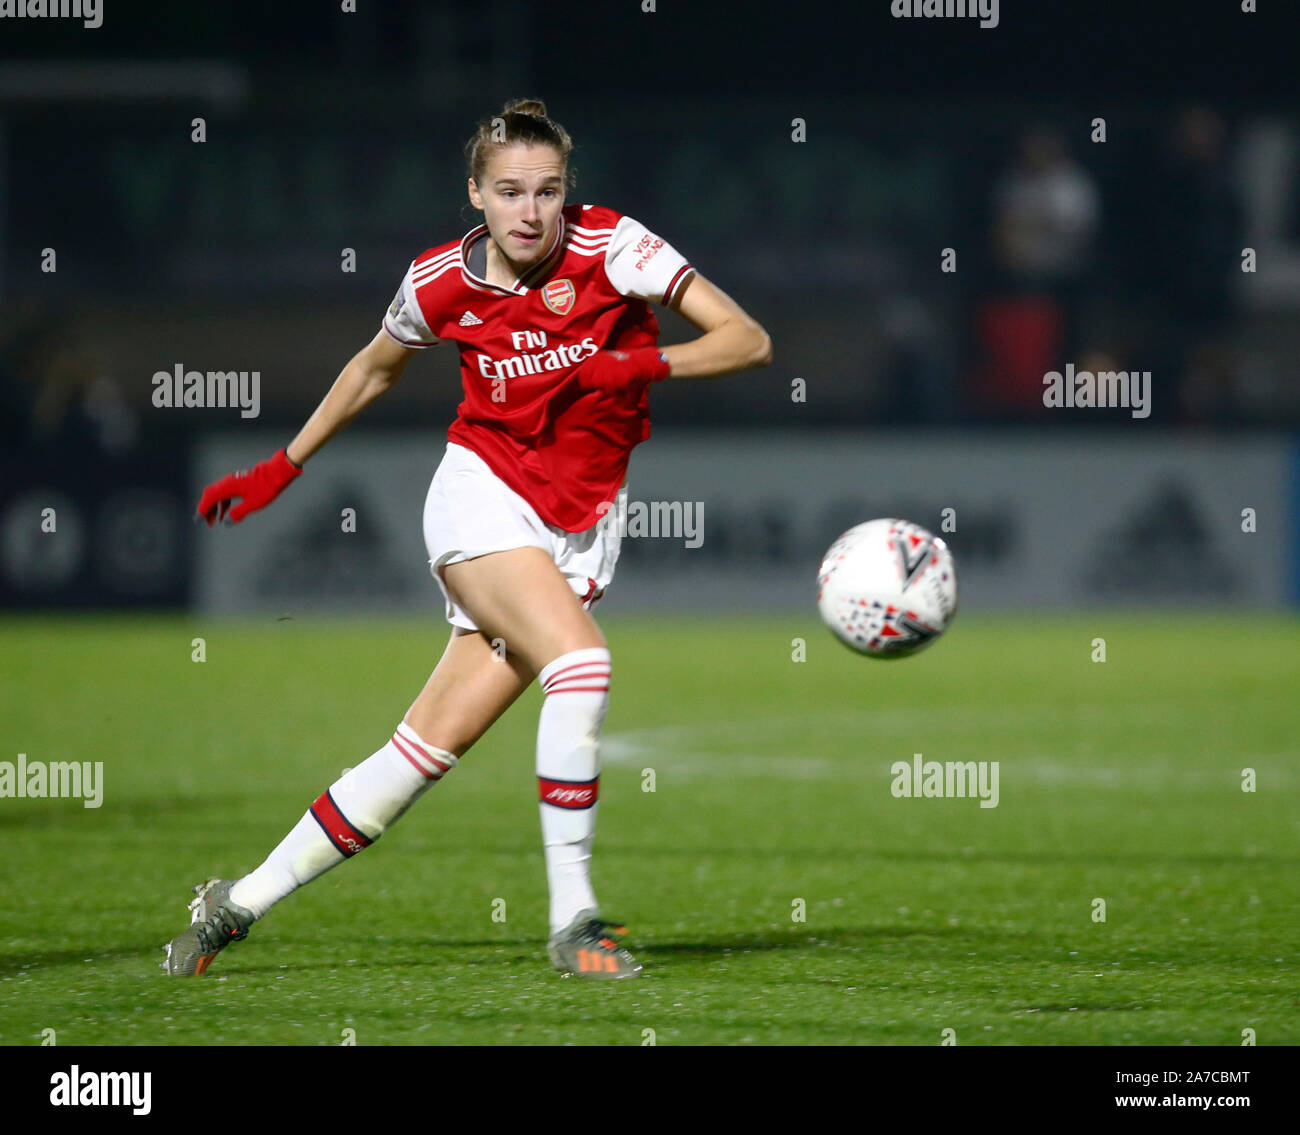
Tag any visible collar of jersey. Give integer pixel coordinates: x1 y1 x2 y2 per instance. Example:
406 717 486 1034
459 214 567 296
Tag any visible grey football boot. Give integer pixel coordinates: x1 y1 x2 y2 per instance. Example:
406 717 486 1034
548 910 643 978
161 878 255 976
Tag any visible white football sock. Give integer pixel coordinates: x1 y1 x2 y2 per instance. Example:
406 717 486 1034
229 722 457 919
536 647 611 934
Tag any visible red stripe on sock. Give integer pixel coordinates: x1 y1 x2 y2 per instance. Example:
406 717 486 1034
543 684 610 695
543 671 610 693
391 731 450 778
310 790 372 856
542 660 610 692
394 744 432 779
538 776 599 809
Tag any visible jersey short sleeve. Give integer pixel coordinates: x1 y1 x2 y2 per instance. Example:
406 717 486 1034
382 260 439 348
602 215 695 306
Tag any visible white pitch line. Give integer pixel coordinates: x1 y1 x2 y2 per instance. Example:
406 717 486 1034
601 721 1296 787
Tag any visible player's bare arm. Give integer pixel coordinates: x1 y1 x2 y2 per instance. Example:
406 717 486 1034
195 330 420 525
659 272 772 379
285 330 421 465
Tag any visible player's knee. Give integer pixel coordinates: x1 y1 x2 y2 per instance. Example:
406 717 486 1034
545 605 608 663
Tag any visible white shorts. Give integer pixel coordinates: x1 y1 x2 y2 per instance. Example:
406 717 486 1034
422 442 625 631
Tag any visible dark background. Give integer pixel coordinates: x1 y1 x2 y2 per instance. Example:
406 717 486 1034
2 0 1298 606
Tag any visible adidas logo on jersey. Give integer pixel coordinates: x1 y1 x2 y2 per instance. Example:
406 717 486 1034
458 310 483 326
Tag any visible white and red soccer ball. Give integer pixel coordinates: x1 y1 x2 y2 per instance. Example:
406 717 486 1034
816 518 958 658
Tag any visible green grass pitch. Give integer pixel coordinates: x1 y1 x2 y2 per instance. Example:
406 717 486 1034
1 612 1296 1046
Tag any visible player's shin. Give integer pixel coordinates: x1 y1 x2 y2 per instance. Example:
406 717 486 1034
227 722 458 918
535 647 611 934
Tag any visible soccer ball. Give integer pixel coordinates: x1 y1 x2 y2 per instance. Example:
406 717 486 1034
816 518 958 658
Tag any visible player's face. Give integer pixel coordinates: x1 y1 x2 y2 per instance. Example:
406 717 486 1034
468 144 567 266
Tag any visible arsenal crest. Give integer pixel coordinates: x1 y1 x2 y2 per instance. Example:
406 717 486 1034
541 278 576 315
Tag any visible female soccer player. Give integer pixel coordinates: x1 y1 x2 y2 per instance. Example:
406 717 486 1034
165 99 771 979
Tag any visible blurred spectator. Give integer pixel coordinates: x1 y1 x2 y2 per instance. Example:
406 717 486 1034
993 129 1101 291
0 303 138 457
970 129 1100 416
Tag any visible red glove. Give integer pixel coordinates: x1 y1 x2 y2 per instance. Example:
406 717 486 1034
572 347 670 395
197 448 302 526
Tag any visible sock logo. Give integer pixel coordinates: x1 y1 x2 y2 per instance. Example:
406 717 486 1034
538 776 599 809
310 789 374 856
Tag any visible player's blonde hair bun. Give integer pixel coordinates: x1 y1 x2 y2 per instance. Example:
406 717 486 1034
466 98 575 188
503 97 549 119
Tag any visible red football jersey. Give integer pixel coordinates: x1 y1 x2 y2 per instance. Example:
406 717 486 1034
382 203 694 532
